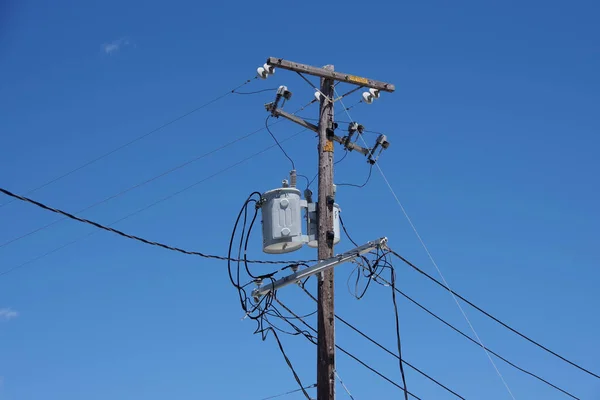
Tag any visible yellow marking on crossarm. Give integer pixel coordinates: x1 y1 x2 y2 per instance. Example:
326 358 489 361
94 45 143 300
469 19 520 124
347 75 369 85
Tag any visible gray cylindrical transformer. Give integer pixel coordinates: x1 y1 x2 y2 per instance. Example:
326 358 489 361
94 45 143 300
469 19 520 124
306 203 341 248
261 187 304 254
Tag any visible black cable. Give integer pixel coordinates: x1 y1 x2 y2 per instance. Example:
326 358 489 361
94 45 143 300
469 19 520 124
0 77 257 209
299 286 464 399
274 298 422 400
339 215 359 247
336 344 421 400
264 329 312 400
258 384 317 400
336 165 373 189
387 248 600 381
307 172 318 189
297 174 311 189
226 212 312 400
390 266 409 400
334 149 349 165
307 149 350 189
234 88 278 95
0 187 317 265
266 116 295 170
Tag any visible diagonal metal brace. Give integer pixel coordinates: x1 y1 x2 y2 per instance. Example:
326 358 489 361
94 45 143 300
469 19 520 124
252 237 388 299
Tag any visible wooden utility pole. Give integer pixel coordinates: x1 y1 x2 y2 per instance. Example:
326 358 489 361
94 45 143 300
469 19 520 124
317 65 336 400
262 57 394 400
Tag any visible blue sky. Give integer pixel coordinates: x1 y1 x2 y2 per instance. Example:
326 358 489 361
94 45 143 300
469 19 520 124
1 0 599 399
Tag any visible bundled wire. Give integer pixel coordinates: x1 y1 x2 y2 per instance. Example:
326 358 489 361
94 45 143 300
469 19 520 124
227 192 312 400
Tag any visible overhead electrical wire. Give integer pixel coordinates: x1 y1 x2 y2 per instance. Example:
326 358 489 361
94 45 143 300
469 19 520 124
299 286 465 399
0 186 313 264
390 263 409 400
387 248 600 382
335 89 517 399
0 77 258 209
266 329 312 400
0 100 317 251
0 126 267 249
0 131 320 276
273 298 422 400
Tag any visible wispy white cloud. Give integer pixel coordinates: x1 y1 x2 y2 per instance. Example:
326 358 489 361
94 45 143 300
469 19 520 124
0 308 18 321
102 37 131 55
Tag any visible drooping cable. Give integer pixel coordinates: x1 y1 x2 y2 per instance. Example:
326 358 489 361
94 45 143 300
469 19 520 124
390 263 409 400
226 202 313 400
336 164 373 189
0 77 258 209
266 116 296 170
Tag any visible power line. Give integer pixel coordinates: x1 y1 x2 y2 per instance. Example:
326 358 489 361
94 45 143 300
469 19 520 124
390 264 409 400
267 329 312 400
299 286 465 399
0 126 265 249
257 384 316 400
335 90 517 398
273 298 422 400
0 150 322 270
388 248 600 382
0 77 257 209
369 270 581 399
0 186 299 264
0 129 315 277
0 100 316 250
